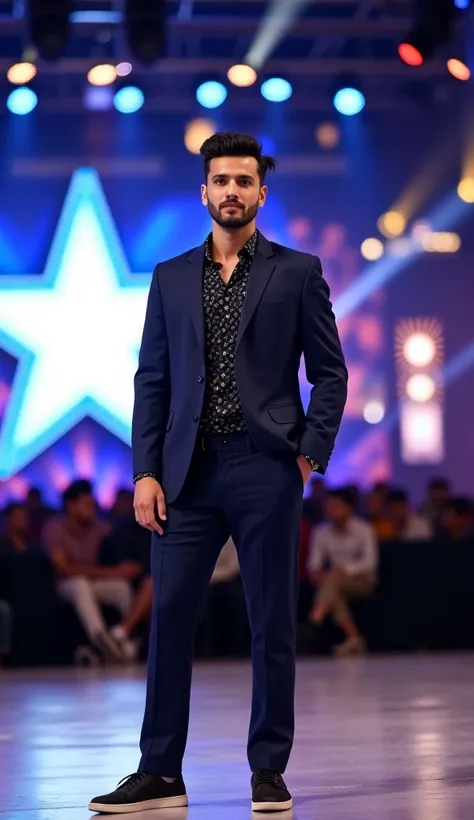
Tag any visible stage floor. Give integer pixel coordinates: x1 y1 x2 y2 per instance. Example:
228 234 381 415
1 655 473 819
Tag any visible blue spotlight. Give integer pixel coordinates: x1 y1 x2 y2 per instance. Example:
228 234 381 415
84 86 113 111
261 78 292 102
455 0 469 8
113 85 144 113
7 86 38 115
196 81 227 109
333 86 365 116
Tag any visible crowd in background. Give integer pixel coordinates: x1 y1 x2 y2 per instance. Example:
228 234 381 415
0 475 473 666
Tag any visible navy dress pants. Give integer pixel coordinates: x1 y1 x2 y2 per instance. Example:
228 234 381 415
139 432 303 776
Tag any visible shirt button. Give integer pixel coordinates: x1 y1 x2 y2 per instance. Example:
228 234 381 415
197 376 204 383
193 414 199 422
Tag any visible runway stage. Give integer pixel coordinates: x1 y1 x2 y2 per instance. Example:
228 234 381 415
1 655 473 819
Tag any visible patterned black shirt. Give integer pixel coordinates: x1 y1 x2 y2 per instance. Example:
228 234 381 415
199 230 258 435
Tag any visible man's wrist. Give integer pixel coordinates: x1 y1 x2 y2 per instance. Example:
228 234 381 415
299 454 320 472
133 472 159 484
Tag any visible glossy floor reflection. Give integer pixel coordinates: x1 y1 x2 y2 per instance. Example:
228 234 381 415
1 655 474 819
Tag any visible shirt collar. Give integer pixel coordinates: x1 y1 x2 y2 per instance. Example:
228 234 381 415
204 230 258 263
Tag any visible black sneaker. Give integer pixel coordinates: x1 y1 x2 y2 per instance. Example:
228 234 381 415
88 772 188 814
251 770 292 812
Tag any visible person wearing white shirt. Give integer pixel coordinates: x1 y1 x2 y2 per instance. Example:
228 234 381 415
307 488 377 656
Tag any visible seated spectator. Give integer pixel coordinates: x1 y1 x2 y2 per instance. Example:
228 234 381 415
0 599 12 666
42 479 142 663
197 538 249 657
25 487 55 541
302 476 325 526
0 503 40 554
419 477 451 537
386 489 432 541
307 487 378 656
364 482 394 541
441 498 473 541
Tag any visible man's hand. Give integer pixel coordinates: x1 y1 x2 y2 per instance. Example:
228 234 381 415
296 455 313 487
134 476 167 534
113 561 143 580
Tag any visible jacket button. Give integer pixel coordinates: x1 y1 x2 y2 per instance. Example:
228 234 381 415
193 414 199 422
197 376 204 383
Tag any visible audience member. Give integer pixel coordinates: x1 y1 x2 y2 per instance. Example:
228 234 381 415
364 482 394 541
25 487 55 541
441 498 473 541
42 479 142 663
386 490 432 541
197 538 249 657
0 503 40 554
302 476 325 526
0 599 12 665
307 487 378 656
419 477 451 536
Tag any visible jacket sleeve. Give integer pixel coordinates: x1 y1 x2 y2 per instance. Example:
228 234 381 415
299 256 348 473
131 264 171 479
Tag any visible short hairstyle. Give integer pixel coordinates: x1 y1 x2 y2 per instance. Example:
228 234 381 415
327 487 355 508
387 489 408 505
62 479 93 507
444 497 472 517
429 477 450 491
200 132 276 183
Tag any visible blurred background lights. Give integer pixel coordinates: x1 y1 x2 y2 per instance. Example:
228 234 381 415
196 80 227 109
363 400 386 424
377 210 407 238
113 85 144 113
7 62 37 85
403 332 436 367
361 238 384 261
261 77 292 102
87 64 117 86
7 86 38 115
116 61 133 77
458 178 474 203
84 85 113 111
447 58 471 81
184 118 216 155
333 86 365 116
315 122 340 150
420 232 461 253
227 64 257 87
406 373 436 402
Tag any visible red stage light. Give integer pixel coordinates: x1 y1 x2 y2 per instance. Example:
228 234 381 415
398 43 423 67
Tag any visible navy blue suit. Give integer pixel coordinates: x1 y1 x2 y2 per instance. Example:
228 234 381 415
133 232 347 776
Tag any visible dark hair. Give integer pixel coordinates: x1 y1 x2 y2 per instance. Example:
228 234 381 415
387 489 408 505
4 502 26 520
200 132 276 183
62 479 93 507
444 497 472 517
429 477 450 491
328 487 355 508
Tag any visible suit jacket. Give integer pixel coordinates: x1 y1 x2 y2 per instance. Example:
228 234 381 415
132 231 348 504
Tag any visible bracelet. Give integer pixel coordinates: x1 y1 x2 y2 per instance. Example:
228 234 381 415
133 472 158 484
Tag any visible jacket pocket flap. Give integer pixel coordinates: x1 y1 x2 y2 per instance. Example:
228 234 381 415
267 405 299 424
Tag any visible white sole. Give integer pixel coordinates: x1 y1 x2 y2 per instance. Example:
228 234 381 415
88 795 188 813
252 798 293 811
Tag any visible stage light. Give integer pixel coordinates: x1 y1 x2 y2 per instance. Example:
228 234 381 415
458 178 474 202
315 123 340 150
7 62 37 85
184 118 216 155
28 0 71 60
447 58 471 81
333 86 365 116
406 373 436 402
87 64 117 87
403 333 436 367
420 231 461 252
363 400 385 424
377 211 406 238
84 86 113 111
125 0 166 64
398 42 424 66
113 85 144 114
227 64 257 87
361 238 384 261
196 81 227 109
116 62 133 77
455 0 469 8
260 78 292 102
6 86 38 115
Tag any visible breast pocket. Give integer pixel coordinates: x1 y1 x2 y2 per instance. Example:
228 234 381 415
256 299 294 314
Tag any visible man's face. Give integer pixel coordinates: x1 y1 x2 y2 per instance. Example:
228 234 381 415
327 496 351 525
70 493 96 525
389 500 408 526
201 156 267 230
8 506 28 534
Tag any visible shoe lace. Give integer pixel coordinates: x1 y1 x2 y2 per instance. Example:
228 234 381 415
117 772 148 793
255 771 284 789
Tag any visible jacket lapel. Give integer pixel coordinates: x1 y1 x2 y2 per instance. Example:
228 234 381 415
236 232 275 350
186 244 206 361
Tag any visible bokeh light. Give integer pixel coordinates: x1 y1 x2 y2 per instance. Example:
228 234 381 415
447 58 471 81
184 118 217 155
406 373 436 402
7 62 37 85
113 86 144 113
333 87 365 116
196 81 227 109
398 43 423 67
116 62 133 77
363 400 386 424
377 210 406 238
457 178 474 203
7 86 38 115
87 64 117 87
361 238 384 261
403 333 436 367
261 78 292 102
227 64 257 87
315 123 340 150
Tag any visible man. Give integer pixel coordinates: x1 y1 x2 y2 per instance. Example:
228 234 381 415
43 479 141 662
308 487 377 656
386 489 432 541
0 503 39 554
90 132 347 814
419 477 451 536
441 497 473 541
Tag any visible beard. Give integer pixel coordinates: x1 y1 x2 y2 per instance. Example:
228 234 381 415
207 198 260 229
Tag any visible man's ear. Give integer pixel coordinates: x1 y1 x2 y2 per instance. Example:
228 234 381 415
201 183 208 206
